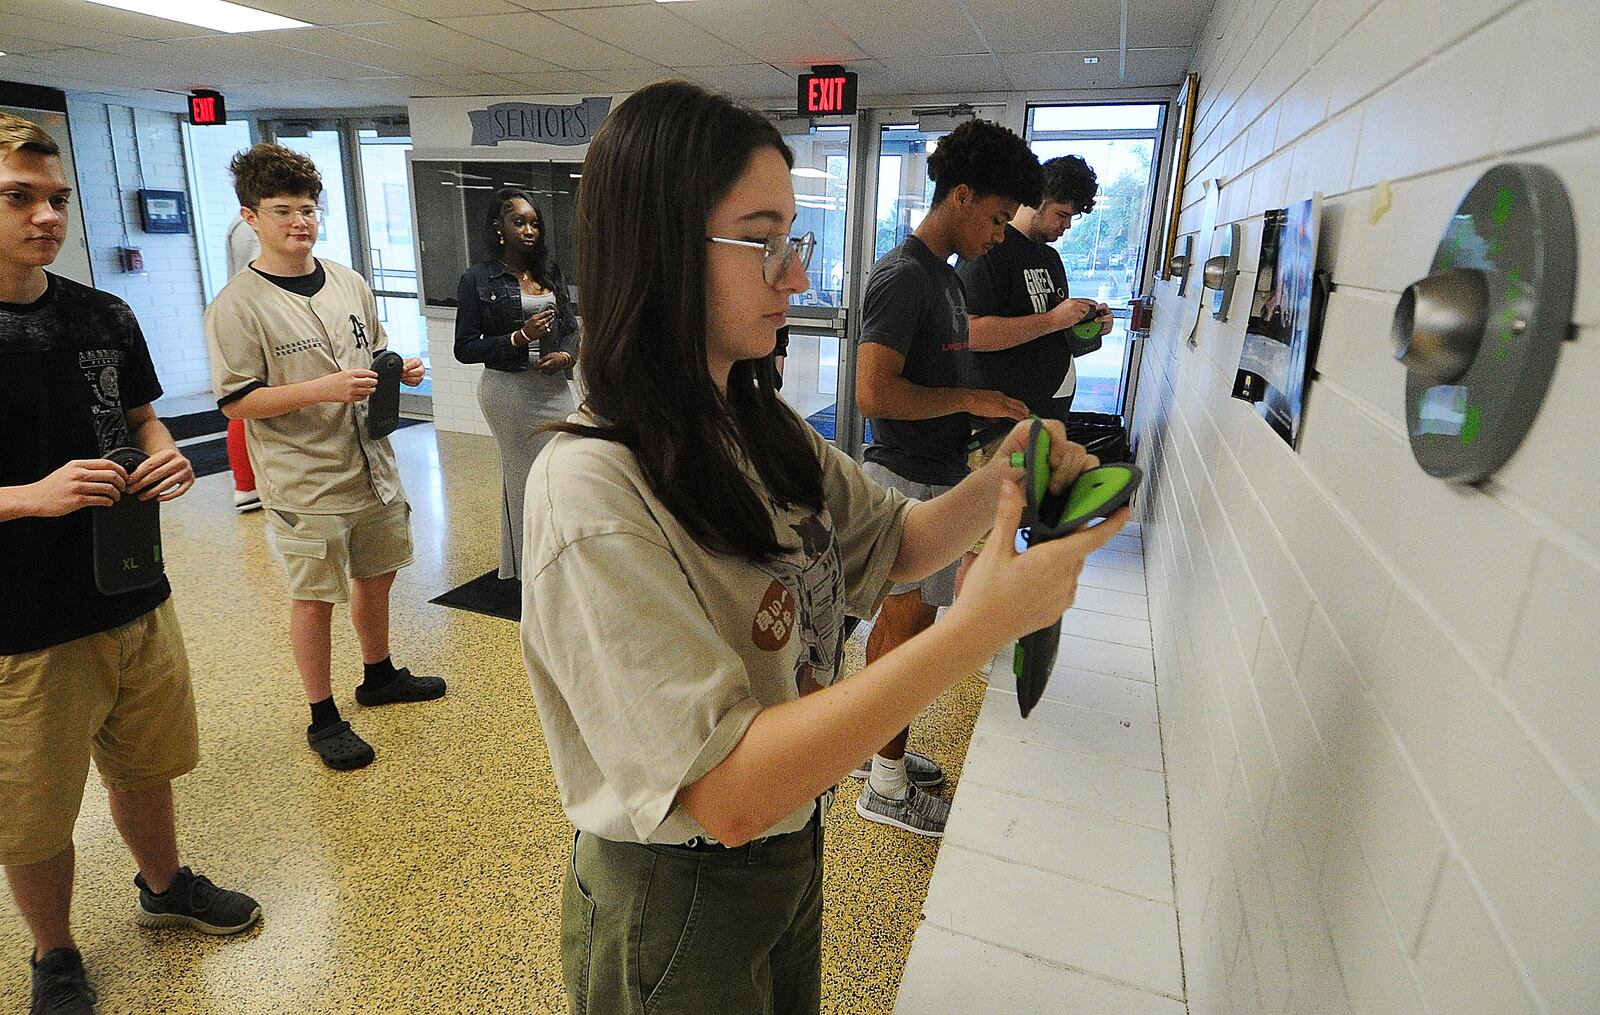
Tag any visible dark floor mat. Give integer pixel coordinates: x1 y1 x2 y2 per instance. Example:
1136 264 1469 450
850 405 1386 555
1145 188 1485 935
430 569 520 622
163 409 230 442
183 418 425 480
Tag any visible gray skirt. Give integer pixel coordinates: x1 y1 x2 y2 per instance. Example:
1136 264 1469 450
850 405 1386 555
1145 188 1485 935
477 365 577 579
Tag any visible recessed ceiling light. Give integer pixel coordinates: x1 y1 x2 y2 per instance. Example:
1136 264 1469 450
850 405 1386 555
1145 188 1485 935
81 0 309 33
570 173 582 179
1083 56 1100 65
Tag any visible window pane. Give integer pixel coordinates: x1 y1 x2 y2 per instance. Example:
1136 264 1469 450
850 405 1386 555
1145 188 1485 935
1029 103 1162 133
782 126 850 309
358 132 428 368
277 131 354 268
876 126 947 260
1071 316 1130 415
1030 137 1154 310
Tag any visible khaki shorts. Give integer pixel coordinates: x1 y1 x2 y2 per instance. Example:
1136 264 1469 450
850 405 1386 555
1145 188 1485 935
266 499 413 604
0 601 199 866
860 461 959 607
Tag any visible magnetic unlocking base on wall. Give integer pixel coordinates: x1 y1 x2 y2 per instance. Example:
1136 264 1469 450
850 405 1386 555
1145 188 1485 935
1392 162 1576 484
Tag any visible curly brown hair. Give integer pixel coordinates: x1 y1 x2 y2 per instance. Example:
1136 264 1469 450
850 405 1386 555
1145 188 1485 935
229 142 321 208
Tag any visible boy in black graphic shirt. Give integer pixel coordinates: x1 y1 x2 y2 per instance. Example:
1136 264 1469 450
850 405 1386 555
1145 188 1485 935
958 155 1110 426
852 120 1041 837
0 113 260 1015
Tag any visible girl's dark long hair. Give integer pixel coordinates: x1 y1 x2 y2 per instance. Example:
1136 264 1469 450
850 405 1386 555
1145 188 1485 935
483 188 552 288
552 80 823 561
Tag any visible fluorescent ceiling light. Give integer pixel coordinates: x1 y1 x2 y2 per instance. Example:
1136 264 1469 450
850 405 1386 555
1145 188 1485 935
790 167 831 179
81 0 309 33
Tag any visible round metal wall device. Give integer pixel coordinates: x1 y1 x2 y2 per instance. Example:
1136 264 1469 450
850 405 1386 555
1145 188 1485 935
1393 162 1576 483
1169 233 1195 296
1204 222 1241 321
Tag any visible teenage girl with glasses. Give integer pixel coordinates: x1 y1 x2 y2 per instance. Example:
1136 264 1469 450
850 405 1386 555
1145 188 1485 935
520 80 1127 1015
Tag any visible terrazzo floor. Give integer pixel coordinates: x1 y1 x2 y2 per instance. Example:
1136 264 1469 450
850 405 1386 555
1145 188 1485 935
0 424 985 1014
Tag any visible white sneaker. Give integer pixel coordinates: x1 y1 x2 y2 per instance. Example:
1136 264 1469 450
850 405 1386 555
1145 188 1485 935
234 489 261 513
849 750 944 788
855 783 949 838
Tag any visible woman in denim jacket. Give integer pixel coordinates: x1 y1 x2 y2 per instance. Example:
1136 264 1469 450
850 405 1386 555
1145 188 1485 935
454 189 578 580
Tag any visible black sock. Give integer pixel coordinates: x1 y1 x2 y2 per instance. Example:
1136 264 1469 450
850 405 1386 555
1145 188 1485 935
309 696 341 732
361 656 399 689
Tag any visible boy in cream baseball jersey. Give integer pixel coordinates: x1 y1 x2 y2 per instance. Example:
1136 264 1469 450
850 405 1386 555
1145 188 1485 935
206 144 444 771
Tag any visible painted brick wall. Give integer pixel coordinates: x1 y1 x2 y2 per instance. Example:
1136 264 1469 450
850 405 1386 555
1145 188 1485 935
1134 0 1600 1011
66 100 211 399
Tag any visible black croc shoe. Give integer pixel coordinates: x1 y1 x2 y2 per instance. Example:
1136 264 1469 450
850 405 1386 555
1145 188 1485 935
307 719 376 770
354 667 446 707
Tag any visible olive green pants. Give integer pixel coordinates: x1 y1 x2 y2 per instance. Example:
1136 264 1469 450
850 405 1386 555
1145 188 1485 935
562 818 823 1015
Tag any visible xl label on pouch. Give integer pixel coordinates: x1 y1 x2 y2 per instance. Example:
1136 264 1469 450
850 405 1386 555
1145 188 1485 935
468 98 612 147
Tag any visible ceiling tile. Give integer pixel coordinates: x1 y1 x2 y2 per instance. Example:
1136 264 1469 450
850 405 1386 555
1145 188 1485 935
998 46 1192 90
372 0 525 14
438 12 656 70
588 66 678 92
804 0 985 60
970 0 1213 55
542 6 759 68
664 0 865 66
249 0 406 25
346 19 561 71
0 31 72 56
872 53 1013 95
417 73 533 96
676 63 797 100
5 0 219 41
504 70 617 94
262 28 468 76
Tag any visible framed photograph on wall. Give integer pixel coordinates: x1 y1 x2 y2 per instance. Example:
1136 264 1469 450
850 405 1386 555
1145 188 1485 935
1160 72 1199 280
1232 194 1329 447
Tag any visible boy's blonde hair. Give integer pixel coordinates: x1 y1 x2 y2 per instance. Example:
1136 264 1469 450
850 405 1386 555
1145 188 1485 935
0 112 62 158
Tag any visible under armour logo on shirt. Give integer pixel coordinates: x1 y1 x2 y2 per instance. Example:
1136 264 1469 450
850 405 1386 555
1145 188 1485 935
349 314 369 349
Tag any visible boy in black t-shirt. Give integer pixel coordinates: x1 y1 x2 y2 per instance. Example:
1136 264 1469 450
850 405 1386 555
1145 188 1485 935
0 113 259 1015
958 155 1110 426
851 120 1040 837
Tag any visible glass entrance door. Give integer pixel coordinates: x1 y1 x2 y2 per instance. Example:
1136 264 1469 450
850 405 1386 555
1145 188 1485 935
777 123 851 439
1025 104 1166 415
356 130 428 377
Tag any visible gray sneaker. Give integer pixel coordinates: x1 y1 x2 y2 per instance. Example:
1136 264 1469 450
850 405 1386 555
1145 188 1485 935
849 751 945 789
134 867 261 935
855 783 950 838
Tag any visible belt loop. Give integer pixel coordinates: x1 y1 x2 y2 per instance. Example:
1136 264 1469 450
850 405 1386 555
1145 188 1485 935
746 835 763 866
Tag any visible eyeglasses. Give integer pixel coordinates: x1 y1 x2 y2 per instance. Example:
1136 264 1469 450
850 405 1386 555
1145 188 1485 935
706 231 816 285
258 206 323 223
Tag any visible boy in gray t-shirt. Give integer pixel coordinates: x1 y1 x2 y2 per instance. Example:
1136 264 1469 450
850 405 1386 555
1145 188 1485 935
852 120 1042 837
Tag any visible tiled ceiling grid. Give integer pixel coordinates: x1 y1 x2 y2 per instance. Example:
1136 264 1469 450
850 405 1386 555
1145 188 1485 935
0 0 1213 110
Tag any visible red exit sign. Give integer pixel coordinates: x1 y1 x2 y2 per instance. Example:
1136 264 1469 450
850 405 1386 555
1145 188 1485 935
797 68 857 116
188 90 226 126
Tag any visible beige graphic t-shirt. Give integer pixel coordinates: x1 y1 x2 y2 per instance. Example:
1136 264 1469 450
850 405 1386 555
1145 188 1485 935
205 260 404 514
521 415 914 844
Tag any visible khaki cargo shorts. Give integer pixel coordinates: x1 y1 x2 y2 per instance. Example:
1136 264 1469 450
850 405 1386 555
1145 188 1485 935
0 600 199 866
266 499 413 604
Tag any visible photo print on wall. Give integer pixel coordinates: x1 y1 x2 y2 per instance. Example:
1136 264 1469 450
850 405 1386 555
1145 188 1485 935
1232 193 1330 447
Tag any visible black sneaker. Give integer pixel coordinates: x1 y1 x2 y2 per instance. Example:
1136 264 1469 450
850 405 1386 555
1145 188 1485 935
134 867 261 935
29 948 97 1015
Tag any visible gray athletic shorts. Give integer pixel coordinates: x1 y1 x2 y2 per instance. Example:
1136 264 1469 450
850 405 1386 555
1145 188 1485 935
860 460 959 608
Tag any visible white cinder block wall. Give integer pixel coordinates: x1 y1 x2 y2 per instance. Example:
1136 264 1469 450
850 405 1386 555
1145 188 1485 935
66 101 212 398
1134 0 1600 1012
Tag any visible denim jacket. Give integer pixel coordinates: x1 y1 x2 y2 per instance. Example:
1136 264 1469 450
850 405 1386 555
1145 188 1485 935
453 260 579 373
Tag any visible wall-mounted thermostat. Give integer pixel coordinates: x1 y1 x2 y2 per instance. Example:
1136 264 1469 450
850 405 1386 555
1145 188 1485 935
1392 162 1576 483
137 189 190 235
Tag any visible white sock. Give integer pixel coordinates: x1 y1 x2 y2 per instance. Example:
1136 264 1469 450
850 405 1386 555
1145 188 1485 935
869 754 908 799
